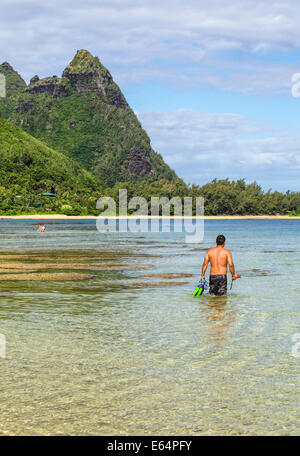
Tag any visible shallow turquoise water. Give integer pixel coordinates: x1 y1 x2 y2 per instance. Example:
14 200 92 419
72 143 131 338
0 219 299 435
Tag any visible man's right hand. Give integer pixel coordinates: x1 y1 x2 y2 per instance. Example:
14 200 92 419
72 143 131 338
232 275 236 280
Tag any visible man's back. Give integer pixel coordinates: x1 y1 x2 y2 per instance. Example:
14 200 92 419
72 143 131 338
207 246 231 275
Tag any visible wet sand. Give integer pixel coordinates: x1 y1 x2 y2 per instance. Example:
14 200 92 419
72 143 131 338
0 214 299 219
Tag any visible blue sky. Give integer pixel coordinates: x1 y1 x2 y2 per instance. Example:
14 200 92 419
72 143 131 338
1 0 300 191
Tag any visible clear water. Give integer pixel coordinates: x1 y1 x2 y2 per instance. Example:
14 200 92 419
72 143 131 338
0 219 299 435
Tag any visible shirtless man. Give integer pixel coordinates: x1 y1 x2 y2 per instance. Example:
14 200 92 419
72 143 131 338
201 234 236 296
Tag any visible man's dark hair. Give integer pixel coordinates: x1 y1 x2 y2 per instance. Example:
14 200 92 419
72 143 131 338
216 234 226 245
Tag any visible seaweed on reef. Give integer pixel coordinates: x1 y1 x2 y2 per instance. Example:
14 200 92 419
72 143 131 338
129 281 188 287
138 273 193 279
0 273 91 281
0 262 153 271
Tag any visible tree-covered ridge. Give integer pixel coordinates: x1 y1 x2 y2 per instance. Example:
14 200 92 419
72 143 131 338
0 119 103 215
0 62 26 96
0 50 177 186
0 62 27 119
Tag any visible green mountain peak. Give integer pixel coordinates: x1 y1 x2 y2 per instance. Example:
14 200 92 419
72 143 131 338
0 61 26 97
1 62 13 71
0 50 177 186
64 49 98 73
62 50 126 106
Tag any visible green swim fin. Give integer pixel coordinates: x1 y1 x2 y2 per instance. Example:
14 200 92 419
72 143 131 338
193 279 206 296
193 286 200 296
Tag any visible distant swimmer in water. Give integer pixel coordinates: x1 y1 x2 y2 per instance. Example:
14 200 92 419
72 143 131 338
201 234 236 296
38 224 46 233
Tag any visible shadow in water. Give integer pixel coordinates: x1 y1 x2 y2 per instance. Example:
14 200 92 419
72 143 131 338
203 294 236 348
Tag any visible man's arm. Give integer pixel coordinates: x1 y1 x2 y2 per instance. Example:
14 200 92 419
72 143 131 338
201 252 209 281
227 251 236 280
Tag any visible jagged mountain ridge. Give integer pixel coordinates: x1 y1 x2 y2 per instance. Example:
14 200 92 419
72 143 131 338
0 50 178 186
0 62 26 96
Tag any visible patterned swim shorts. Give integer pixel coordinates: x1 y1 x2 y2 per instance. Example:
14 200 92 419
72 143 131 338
209 274 227 296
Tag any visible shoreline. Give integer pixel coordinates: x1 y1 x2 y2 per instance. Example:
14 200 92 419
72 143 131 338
0 214 299 220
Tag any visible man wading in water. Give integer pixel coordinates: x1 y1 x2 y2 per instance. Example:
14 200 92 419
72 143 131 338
201 234 236 296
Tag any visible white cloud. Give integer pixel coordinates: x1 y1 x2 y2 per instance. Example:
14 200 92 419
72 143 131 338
0 0 300 93
137 109 300 190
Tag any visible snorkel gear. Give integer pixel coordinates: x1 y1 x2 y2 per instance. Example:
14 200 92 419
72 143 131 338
193 278 207 296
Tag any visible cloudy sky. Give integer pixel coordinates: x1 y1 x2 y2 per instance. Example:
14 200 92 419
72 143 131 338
1 0 300 190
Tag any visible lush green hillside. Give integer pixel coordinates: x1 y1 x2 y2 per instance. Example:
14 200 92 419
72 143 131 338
0 50 177 186
0 119 103 215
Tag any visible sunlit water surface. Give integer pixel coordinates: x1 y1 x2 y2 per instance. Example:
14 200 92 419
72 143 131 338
0 219 299 435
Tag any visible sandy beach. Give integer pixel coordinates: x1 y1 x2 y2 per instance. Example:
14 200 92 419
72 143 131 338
0 214 299 220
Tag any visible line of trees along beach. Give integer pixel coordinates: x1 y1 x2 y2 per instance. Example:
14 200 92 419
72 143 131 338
104 179 300 216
